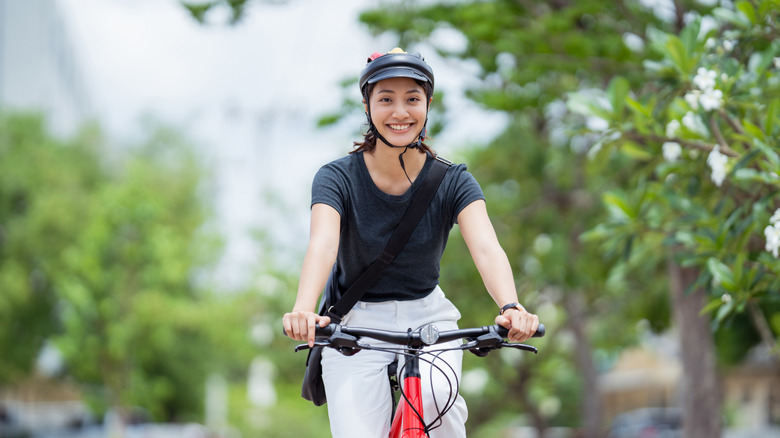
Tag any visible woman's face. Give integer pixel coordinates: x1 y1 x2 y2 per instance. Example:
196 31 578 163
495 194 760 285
367 77 428 147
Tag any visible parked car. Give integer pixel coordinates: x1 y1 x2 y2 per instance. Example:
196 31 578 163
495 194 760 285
607 407 682 438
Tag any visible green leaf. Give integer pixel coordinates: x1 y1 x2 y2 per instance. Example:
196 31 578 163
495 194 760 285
735 0 758 24
620 142 654 160
707 258 737 291
679 17 701 58
665 35 689 74
766 99 780 135
748 44 779 75
743 120 766 140
626 96 652 119
701 297 723 315
603 192 635 220
712 6 751 27
566 91 611 120
714 298 735 327
607 76 630 120
674 231 697 248
733 253 745 287
181 1 217 24
754 138 780 170
580 224 613 242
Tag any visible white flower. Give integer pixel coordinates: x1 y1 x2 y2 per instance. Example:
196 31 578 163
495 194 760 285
775 57 780 69
721 293 732 304
723 40 736 51
765 223 780 258
622 32 645 52
770 208 780 225
699 88 724 111
685 90 701 110
586 116 610 132
666 120 681 138
663 142 682 162
693 67 717 91
707 145 728 186
682 111 708 136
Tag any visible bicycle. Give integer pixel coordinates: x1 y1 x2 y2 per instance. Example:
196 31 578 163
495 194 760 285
290 322 545 438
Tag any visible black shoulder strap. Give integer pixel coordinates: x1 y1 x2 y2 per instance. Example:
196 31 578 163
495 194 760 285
326 157 451 323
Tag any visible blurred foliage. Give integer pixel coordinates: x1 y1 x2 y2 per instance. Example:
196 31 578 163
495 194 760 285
0 114 102 383
0 113 261 427
570 3 780 344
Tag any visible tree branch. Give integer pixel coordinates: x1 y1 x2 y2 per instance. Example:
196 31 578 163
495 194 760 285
709 117 738 156
747 299 780 360
623 131 739 158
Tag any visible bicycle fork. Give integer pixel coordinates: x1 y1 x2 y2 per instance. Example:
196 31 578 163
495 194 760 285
389 354 427 438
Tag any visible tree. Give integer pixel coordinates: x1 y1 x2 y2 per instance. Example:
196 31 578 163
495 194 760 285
0 114 103 383
569 2 780 436
0 113 262 429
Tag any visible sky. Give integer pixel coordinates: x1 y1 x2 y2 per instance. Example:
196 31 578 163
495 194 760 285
57 0 508 289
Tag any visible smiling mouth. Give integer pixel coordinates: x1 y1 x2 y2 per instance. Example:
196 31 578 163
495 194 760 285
388 123 413 131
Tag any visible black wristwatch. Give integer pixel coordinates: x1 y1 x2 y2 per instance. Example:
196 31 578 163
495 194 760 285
499 302 525 315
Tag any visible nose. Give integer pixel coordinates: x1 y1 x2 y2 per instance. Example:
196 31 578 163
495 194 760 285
392 102 410 119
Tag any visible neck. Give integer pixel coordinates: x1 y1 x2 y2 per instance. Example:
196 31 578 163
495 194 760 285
366 143 426 182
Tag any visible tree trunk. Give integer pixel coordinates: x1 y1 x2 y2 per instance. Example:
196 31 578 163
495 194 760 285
667 254 722 438
563 293 602 438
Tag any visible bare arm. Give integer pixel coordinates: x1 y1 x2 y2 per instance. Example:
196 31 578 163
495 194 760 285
457 199 539 342
283 203 341 346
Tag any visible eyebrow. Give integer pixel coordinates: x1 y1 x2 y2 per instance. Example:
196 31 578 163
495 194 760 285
375 88 423 95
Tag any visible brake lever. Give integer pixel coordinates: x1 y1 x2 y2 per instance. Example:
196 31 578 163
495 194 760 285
294 340 331 353
501 342 538 354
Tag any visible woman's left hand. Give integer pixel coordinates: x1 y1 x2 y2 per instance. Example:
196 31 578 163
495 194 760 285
495 307 539 343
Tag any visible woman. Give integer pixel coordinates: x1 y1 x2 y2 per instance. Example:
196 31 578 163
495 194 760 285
283 48 539 438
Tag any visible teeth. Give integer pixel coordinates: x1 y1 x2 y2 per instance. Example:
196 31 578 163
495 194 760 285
389 124 411 130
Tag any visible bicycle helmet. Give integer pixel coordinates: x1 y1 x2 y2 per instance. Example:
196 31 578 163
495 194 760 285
359 48 435 183
359 48 435 95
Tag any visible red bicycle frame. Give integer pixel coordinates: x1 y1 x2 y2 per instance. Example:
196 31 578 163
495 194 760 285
389 356 425 438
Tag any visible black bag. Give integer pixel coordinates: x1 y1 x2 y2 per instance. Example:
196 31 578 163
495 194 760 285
300 264 338 406
299 157 451 406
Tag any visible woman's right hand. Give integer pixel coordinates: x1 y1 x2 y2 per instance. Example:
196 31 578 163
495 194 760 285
283 310 332 348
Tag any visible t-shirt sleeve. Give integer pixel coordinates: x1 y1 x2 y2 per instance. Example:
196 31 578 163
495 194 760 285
311 164 345 216
450 165 485 222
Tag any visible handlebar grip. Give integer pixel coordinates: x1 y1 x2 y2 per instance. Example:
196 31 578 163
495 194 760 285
282 324 337 338
496 323 545 338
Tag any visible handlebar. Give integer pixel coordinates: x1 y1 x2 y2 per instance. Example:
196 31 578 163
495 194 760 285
284 322 545 356
309 323 544 344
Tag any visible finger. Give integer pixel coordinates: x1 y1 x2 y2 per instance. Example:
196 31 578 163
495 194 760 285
294 312 308 342
307 313 318 347
529 314 540 336
282 314 293 338
318 315 331 327
518 313 540 342
511 312 531 342
494 314 511 329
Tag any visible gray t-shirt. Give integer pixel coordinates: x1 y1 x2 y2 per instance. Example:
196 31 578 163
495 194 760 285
311 151 485 302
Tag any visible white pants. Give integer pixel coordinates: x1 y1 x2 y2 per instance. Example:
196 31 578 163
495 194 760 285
321 286 468 438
